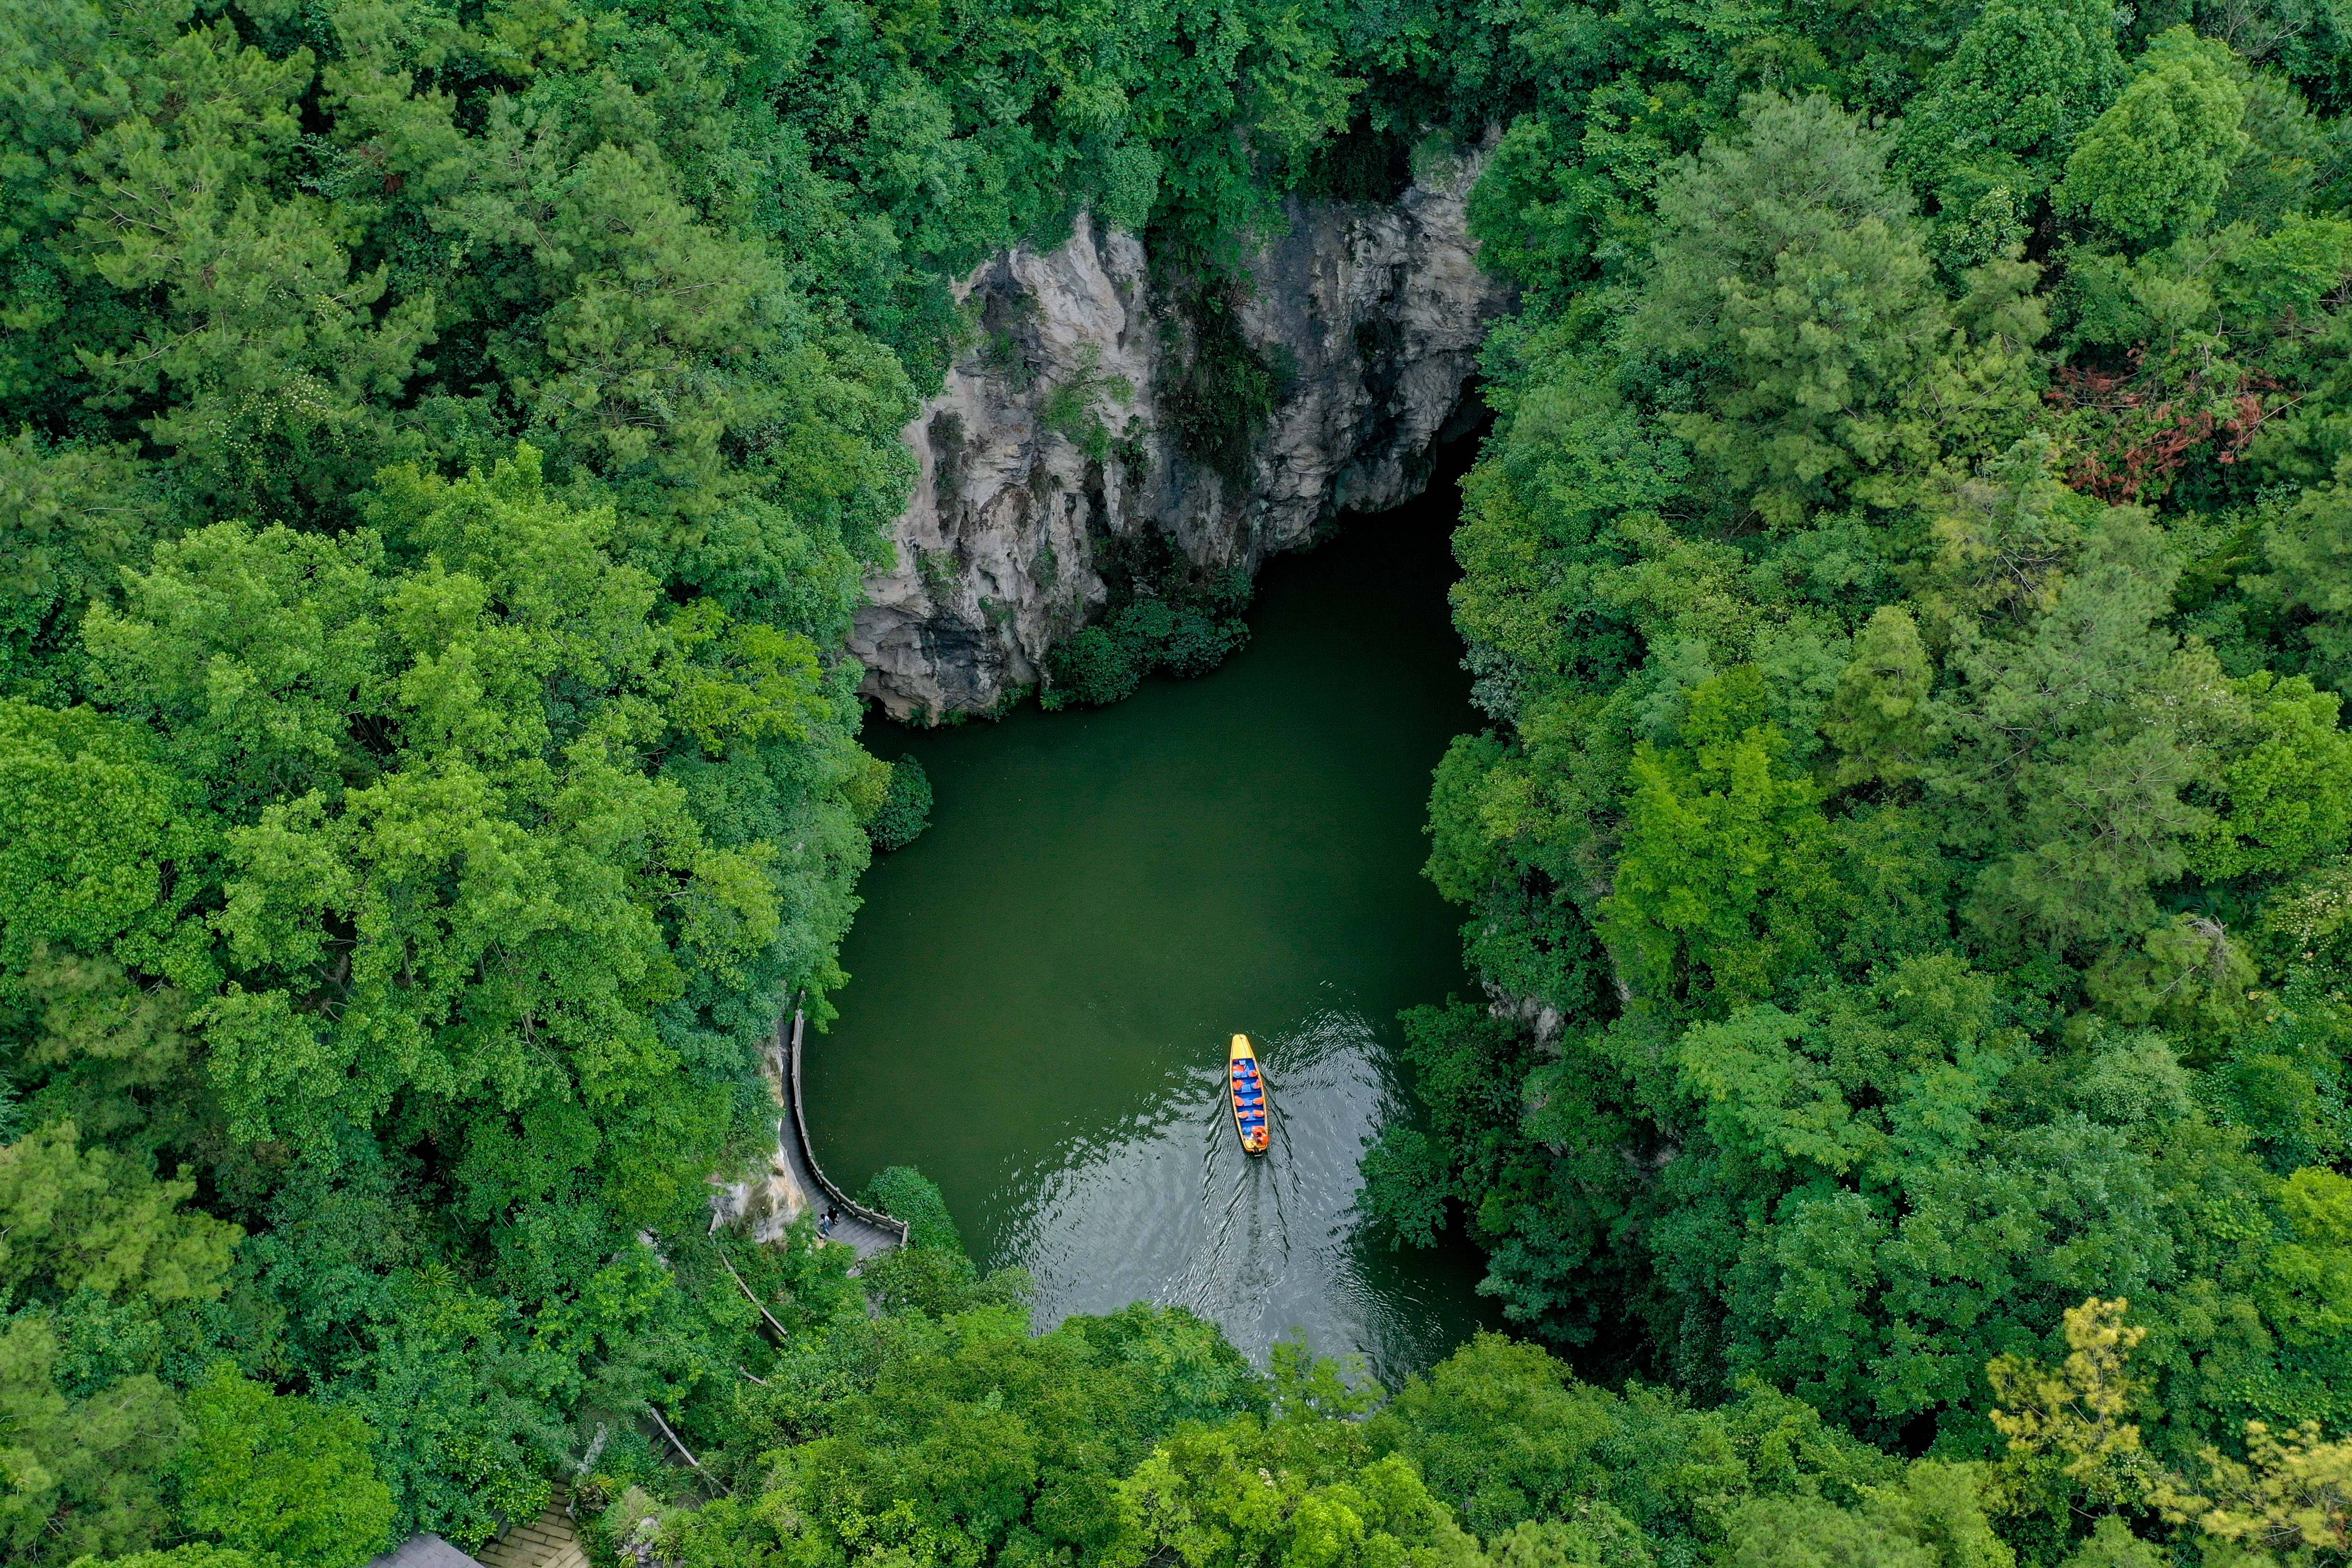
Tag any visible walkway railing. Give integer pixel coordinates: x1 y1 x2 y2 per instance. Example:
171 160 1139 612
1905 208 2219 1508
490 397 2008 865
779 1001 910 1248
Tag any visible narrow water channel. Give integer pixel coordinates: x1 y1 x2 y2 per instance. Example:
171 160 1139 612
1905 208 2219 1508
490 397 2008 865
808 453 1501 1385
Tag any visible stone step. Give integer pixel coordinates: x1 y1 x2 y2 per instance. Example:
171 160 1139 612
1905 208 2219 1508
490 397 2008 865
476 1490 591 1568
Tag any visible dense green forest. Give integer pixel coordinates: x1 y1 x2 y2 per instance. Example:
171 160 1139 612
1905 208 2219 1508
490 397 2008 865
5 0 2352 1560
1367 0 2352 1558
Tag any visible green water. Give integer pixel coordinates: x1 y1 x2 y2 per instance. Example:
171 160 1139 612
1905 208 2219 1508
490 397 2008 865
807 461 1502 1384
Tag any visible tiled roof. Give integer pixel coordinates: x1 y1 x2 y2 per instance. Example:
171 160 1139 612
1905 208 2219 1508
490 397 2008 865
366 1535 485 1568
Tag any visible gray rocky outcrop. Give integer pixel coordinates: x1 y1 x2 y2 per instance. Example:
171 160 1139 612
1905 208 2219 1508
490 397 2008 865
847 150 1514 720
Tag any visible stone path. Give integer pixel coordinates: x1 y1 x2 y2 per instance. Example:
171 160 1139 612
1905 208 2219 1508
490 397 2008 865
477 1491 589 1568
776 1007 906 1259
705 1006 907 1259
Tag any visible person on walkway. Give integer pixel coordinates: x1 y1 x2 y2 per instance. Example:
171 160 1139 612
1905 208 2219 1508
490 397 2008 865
818 1208 835 1239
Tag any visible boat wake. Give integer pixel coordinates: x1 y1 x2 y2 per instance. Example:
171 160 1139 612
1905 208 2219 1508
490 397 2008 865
993 1006 1460 1386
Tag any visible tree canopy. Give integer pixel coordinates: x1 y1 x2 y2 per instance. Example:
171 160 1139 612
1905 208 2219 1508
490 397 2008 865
10 0 2352 1562
1379 5 2352 1562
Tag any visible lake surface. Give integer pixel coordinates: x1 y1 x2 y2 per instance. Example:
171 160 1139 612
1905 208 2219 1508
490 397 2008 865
807 456 1501 1386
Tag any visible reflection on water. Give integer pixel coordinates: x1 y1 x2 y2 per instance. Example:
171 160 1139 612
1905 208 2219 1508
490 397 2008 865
808 454 1502 1386
1003 1010 1472 1382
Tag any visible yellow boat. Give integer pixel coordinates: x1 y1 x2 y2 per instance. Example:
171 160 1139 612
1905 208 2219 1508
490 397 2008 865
1229 1034 1270 1155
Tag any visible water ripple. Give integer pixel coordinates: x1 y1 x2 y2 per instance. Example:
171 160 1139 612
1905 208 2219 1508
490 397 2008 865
988 1009 1456 1386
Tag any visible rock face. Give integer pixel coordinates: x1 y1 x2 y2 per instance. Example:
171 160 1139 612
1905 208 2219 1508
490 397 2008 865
847 155 1514 719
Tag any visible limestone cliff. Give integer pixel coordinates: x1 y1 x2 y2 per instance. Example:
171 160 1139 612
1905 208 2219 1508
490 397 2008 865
847 155 1512 719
